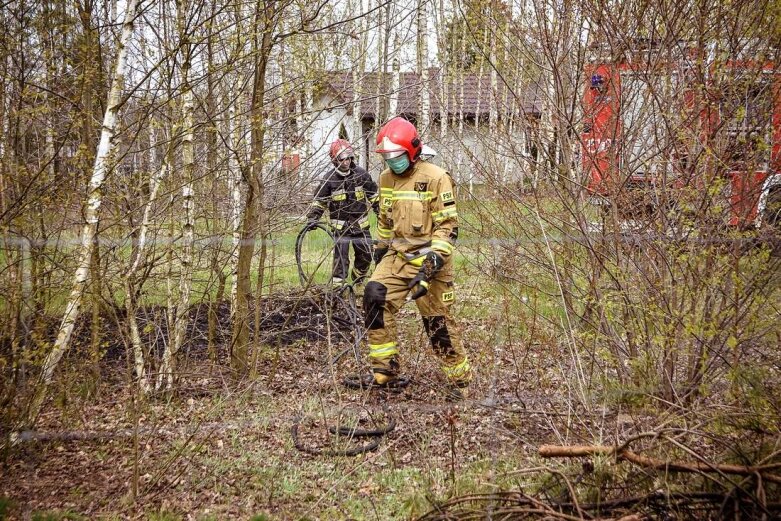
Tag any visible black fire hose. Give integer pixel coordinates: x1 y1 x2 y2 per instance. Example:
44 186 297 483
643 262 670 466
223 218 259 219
294 222 335 288
291 403 395 456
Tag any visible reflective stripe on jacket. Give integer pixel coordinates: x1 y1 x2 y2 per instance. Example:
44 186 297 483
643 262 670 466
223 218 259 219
375 161 458 258
307 163 379 233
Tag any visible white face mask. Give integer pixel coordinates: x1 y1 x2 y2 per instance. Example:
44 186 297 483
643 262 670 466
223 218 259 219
335 155 352 174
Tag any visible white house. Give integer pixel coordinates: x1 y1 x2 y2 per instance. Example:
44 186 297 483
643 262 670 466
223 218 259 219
302 68 543 193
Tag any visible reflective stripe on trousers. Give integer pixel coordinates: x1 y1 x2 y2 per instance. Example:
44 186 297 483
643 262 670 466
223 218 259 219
363 254 471 384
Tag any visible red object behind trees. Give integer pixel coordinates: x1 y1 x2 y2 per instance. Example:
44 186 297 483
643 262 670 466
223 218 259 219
582 44 780 228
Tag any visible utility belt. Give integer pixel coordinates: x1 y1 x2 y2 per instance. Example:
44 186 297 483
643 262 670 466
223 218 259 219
396 245 433 267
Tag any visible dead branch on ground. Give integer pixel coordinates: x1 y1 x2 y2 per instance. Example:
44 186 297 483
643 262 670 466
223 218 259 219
539 444 781 483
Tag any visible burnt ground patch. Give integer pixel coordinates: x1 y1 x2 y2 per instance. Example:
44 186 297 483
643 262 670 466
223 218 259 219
1 285 362 366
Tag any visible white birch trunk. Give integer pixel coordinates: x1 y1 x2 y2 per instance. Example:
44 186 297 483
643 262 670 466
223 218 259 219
302 84 314 165
44 42 55 179
351 69 363 163
159 0 195 391
389 38 400 117
489 46 497 142
45 121 55 180
125 278 148 392
539 68 555 188
350 0 365 166
374 0 385 128
228 103 242 318
488 40 500 186
457 24 466 189
435 0 448 140
514 43 529 189
417 0 430 133
472 29 491 194
536 1 556 189
129 149 168 278
297 88 306 166
123 133 169 394
0 19 9 326
293 93 306 181
35 0 140 400
0 10 7 185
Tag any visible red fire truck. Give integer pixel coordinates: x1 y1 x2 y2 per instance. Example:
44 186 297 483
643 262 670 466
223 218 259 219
581 42 781 231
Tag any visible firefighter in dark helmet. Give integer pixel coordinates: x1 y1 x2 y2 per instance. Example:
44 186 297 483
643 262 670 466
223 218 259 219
363 117 473 399
306 139 379 287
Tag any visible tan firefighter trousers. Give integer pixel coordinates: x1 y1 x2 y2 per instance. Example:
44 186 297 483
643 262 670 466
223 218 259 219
362 253 472 386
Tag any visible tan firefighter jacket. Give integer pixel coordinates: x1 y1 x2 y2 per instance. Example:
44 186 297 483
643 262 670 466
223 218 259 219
376 160 458 261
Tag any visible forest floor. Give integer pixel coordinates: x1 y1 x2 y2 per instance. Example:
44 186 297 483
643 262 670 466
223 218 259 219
1 287 780 520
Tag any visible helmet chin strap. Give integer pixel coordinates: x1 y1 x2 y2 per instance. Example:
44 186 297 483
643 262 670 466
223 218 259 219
335 164 350 175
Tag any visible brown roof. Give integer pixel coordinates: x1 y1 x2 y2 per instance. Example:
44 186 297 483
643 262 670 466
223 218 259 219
324 68 542 119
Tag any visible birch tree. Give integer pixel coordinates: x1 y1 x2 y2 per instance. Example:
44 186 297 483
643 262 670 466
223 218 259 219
158 0 196 392
205 0 224 360
224 0 247 319
417 0 431 133
227 102 243 318
388 35 401 117
123 134 172 395
434 0 449 140
26 0 142 426
351 0 368 164
231 0 277 375
374 0 386 129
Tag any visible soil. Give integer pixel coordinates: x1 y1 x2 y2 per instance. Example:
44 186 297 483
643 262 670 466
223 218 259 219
1 288 778 520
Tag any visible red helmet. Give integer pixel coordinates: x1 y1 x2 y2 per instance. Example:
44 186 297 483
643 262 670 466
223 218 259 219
329 139 354 162
375 117 422 162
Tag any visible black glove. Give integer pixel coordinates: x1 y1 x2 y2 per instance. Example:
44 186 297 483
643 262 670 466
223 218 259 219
407 251 444 300
373 246 388 266
407 274 430 300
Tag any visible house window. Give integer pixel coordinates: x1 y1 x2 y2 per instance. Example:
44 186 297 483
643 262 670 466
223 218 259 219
619 72 680 178
720 73 773 170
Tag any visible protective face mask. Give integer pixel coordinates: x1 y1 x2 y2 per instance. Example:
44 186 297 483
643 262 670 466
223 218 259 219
385 155 410 174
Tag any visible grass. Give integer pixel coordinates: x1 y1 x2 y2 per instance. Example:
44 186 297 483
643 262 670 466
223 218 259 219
2 204 567 322
0 497 11 520
31 511 88 521
145 511 182 521
181 449 543 520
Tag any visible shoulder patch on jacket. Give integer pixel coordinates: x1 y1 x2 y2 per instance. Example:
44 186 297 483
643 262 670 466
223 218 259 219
441 191 454 203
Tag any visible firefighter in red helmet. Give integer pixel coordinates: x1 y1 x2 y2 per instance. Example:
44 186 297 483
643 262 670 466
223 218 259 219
307 139 379 286
363 117 473 399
